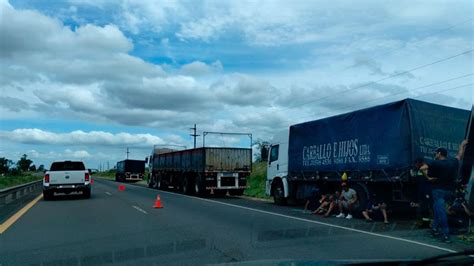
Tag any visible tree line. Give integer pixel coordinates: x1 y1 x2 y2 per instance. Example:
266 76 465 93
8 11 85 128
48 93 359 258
0 154 44 176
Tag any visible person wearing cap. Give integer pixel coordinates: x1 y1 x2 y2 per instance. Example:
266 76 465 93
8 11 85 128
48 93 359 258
420 140 468 243
336 182 358 219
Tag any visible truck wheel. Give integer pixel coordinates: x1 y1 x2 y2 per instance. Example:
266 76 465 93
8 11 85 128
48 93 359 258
83 188 91 199
351 183 369 215
182 177 192 195
214 190 227 197
194 178 208 197
273 181 287 205
43 191 52 201
147 174 154 188
229 189 244 196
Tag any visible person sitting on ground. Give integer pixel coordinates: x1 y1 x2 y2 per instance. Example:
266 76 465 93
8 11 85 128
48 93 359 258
303 188 321 213
362 194 389 224
313 194 330 214
314 191 340 217
336 182 358 219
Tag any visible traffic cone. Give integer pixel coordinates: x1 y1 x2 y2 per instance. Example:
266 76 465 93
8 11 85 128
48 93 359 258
91 178 94 184
153 195 163 208
118 184 125 191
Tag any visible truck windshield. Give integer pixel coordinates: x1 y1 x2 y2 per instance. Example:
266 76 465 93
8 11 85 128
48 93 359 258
50 162 86 171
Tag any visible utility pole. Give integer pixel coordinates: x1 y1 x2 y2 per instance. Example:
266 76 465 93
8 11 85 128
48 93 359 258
126 147 130 159
107 161 109 170
190 124 200 149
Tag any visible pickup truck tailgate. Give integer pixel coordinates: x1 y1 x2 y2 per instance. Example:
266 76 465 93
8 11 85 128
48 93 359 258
49 171 86 184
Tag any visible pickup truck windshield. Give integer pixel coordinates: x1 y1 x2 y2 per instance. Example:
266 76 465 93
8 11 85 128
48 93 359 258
50 162 86 171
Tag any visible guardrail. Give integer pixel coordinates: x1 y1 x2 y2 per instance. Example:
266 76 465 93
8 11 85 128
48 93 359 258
0 180 43 206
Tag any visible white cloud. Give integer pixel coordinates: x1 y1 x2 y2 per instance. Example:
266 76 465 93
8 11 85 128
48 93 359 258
0 129 170 147
180 60 223 76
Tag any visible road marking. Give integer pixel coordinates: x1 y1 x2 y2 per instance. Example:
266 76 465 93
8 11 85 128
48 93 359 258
97 178 458 254
0 194 43 234
132 205 148 214
105 192 112 196
147 188 457 254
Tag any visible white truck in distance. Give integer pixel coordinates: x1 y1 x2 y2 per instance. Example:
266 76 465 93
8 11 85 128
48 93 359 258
43 161 91 200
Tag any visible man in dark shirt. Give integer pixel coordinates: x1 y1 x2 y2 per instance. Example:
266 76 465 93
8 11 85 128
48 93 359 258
421 140 468 243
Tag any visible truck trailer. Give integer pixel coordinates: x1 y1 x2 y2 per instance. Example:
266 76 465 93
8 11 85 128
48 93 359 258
147 146 252 196
265 98 470 211
115 159 145 182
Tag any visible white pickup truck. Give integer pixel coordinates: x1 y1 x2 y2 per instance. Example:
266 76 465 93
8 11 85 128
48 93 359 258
43 161 91 200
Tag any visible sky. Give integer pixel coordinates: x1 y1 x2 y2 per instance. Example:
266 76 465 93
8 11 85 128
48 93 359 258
0 0 473 170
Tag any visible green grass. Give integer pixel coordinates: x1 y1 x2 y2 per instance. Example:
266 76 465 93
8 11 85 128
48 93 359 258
94 170 116 180
244 161 271 199
0 173 43 190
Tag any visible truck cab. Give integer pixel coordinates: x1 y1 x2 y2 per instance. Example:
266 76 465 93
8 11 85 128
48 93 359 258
266 130 290 204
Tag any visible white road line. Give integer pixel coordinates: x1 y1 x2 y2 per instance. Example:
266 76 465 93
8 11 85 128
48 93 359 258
132 205 148 214
105 192 112 196
146 187 457 254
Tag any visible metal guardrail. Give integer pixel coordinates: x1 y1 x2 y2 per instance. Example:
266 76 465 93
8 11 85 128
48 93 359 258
0 180 43 206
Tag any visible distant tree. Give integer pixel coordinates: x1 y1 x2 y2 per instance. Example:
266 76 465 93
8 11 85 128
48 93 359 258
38 164 45 172
253 139 270 162
29 164 37 172
17 154 33 172
0 157 13 175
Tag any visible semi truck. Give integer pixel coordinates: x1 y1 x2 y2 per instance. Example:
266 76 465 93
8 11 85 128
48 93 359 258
265 98 470 211
147 135 252 196
115 159 145 182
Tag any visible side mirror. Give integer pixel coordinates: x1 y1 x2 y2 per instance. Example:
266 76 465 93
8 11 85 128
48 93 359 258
261 146 269 162
145 157 149 164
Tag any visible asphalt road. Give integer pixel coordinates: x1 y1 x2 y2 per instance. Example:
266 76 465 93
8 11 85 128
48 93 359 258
0 178 471 265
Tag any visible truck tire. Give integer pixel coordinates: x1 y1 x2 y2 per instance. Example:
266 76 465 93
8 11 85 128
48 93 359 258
147 174 154 188
229 189 244 196
182 177 193 195
43 191 53 201
214 190 227 197
351 183 369 215
272 181 287 205
83 188 91 199
194 177 208 197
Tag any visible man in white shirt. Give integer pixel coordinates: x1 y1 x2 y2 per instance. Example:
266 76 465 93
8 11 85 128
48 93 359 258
336 182 358 219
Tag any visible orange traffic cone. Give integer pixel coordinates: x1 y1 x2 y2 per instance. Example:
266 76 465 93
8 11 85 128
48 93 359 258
153 195 163 208
118 184 125 191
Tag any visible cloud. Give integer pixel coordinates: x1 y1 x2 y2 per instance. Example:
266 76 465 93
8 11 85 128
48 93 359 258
0 129 170 147
0 96 30 112
211 74 273 106
180 60 223 76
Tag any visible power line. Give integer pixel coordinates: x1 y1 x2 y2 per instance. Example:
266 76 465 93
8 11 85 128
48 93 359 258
319 17 474 77
297 79 473 123
289 49 473 109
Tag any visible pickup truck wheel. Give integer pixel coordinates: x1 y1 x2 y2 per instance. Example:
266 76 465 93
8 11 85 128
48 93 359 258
229 189 244 196
273 182 287 205
83 188 91 199
43 191 52 201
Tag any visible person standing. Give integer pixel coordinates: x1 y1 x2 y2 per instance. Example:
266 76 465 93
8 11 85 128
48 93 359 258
421 140 468 243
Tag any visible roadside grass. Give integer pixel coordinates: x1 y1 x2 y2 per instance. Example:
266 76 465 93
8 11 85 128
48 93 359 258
244 162 271 199
0 173 42 190
94 170 116 180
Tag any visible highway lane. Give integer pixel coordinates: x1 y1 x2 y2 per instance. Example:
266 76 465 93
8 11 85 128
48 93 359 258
0 178 468 265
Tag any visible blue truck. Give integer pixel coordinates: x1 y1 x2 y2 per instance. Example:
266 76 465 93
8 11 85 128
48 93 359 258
265 98 470 210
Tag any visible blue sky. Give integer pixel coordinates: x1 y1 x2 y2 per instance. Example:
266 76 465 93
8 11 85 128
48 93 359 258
0 0 472 169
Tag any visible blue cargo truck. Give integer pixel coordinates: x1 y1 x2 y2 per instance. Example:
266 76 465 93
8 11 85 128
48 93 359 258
265 99 470 210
